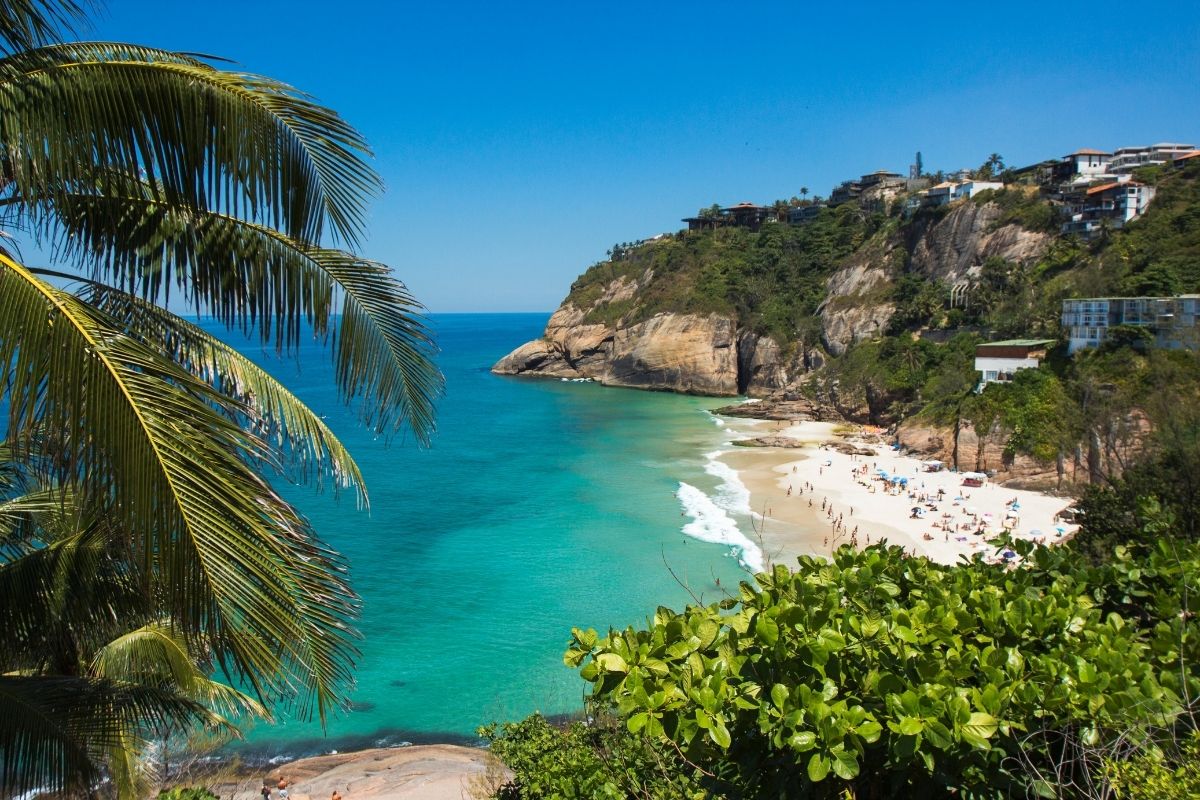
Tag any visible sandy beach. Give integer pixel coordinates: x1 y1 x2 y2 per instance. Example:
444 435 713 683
715 419 1078 567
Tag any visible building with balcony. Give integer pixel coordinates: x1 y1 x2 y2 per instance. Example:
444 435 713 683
1061 181 1155 240
1109 143 1197 174
1051 148 1113 184
1061 295 1200 353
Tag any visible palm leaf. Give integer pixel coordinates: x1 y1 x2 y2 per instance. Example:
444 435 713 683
62 283 368 498
92 623 270 722
0 1 88 55
0 252 359 723
0 41 378 246
0 674 210 798
44 192 441 439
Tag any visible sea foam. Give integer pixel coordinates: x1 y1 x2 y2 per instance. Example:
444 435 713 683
677 481 765 573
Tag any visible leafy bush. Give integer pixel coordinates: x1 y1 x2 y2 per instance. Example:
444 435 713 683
479 712 704 799
157 789 219 800
564 541 1199 798
1105 732 1200 800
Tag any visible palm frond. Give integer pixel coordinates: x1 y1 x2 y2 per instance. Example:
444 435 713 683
0 252 359 722
68 283 367 499
0 674 210 798
45 193 441 440
92 623 270 722
0 42 379 246
0 516 149 674
0 1 88 55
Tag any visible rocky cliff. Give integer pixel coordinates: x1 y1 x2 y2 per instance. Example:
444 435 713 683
495 196 1052 398
818 201 1052 356
492 299 821 395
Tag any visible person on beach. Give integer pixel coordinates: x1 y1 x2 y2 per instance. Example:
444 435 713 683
278 776 290 799
261 783 271 800
332 792 343 800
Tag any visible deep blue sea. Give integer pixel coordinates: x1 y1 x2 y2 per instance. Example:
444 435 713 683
225 313 761 759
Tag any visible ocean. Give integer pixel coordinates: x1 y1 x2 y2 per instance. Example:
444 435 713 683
226 313 762 759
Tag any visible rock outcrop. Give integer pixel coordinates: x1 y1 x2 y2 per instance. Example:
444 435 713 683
909 201 1053 284
816 201 1052 357
818 234 898 357
494 306 747 395
895 417 1063 489
494 281 817 396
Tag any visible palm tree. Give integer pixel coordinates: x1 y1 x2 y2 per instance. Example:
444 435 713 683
0 2 441 796
800 186 809 203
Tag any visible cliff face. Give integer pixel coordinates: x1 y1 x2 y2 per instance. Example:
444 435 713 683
817 201 1052 356
493 302 809 396
495 198 1052 399
908 201 1052 283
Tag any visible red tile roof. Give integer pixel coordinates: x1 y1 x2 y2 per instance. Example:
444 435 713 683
1067 148 1112 156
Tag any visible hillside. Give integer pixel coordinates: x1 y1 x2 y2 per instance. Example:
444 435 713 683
495 161 1200 486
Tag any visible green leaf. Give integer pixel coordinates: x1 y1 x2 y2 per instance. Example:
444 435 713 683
755 614 779 645
962 712 998 740
788 731 817 751
709 720 732 749
595 652 628 673
807 752 830 782
771 683 789 709
832 748 860 780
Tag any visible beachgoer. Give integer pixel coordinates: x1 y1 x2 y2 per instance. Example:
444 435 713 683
787 486 791 496
332 792 343 800
261 783 271 800
278 777 290 799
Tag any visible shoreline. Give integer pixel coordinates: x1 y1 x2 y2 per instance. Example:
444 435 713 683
710 417 1078 567
205 744 499 800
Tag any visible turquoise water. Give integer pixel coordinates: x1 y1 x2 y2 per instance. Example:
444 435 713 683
227 313 756 758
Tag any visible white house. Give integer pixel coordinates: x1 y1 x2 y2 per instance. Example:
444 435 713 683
1062 148 1112 178
950 180 1003 202
974 339 1054 389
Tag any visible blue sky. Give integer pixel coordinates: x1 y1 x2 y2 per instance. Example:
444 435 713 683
87 1 1200 312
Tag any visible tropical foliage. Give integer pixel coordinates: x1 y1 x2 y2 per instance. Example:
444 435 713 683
547 533 1199 799
0 1 439 796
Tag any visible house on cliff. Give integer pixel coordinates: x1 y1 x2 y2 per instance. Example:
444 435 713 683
1061 181 1155 240
974 339 1054 390
683 202 770 232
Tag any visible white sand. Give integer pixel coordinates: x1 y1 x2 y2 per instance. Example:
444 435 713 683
716 419 1077 567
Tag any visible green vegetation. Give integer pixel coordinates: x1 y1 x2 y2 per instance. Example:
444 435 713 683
484 166 1200 798
0 2 439 797
486 510 1198 798
566 205 887 348
1105 733 1200 800
480 713 704 799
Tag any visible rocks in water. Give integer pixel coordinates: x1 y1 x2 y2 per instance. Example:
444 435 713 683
493 307 745 395
712 396 840 422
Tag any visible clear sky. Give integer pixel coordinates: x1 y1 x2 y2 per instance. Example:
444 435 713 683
85 1 1200 312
